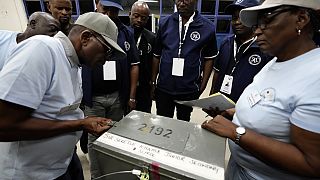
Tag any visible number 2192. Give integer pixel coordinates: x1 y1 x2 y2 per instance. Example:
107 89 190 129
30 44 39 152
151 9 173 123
138 123 172 138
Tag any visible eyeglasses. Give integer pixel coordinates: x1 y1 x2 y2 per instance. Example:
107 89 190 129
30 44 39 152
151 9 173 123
91 32 113 59
252 7 293 31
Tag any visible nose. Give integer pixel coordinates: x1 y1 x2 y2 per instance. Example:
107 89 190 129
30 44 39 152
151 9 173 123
137 16 143 23
233 17 241 24
61 9 68 15
252 25 263 36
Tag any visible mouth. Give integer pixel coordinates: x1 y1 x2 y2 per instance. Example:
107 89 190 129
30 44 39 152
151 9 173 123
235 28 243 32
256 39 266 46
133 24 142 29
60 17 70 22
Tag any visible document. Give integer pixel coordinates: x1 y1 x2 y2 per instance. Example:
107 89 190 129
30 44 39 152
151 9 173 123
176 92 235 110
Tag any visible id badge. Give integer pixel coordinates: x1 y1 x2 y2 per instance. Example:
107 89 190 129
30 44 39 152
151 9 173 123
172 58 184 76
247 90 262 107
103 61 116 80
220 75 233 95
59 103 81 114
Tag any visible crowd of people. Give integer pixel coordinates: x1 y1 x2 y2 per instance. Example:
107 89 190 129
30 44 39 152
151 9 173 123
0 0 319 179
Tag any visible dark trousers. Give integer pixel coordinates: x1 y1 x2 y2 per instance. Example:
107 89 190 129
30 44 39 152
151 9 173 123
155 88 200 121
136 85 152 113
55 150 84 180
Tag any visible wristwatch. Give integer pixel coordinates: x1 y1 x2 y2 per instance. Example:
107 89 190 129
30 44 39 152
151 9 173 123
235 127 246 144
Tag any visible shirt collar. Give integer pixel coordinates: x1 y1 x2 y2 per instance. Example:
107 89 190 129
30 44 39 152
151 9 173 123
173 11 203 26
54 31 80 67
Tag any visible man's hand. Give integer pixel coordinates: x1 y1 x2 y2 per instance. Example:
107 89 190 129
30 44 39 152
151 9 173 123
128 98 136 111
82 117 112 137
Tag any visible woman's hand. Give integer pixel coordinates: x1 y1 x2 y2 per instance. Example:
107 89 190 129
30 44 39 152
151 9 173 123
201 115 237 140
202 108 235 120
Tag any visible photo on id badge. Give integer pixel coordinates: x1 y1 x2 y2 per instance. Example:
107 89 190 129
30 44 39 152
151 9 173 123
220 75 233 95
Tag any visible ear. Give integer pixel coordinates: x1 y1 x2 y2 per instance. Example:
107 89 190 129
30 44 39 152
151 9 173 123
29 20 37 29
47 3 52 13
296 9 311 30
79 30 93 47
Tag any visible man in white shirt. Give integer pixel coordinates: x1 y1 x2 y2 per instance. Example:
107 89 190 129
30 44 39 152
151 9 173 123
0 12 126 180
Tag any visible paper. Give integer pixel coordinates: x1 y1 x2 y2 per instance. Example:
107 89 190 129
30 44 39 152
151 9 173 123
176 92 235 110
172 58 184 76
103 61 116 80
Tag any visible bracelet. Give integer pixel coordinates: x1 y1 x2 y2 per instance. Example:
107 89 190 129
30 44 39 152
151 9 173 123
129 98 136 103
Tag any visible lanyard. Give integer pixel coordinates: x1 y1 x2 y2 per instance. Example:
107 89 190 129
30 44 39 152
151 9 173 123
178 12 195 57
230 36 257 75
136 33 142 48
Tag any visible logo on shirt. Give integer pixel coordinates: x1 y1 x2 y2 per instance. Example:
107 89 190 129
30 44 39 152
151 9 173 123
147 43 152 53
248 54 261 65
235 0 244 4
190 31 201 41
124 41 130 51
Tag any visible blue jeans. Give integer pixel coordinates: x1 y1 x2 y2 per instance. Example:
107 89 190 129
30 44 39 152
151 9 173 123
84 92 124 179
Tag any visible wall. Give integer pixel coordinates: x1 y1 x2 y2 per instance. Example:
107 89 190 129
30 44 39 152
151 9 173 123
0 0 27 32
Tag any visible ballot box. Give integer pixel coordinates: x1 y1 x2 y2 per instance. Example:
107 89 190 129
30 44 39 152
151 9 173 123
93 110 226 180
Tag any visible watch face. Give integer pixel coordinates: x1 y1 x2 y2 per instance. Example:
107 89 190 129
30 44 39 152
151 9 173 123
236 127 246 135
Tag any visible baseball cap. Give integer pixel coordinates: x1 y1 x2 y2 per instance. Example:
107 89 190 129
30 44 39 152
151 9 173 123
100 0 124 11
75 12 126 59
225 0 260 14
240 0 320 27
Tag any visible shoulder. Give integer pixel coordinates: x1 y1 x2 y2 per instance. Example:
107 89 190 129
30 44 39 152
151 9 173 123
143 29 156 39
120 25 135 38
195 13 215 29
12 35 60 64
0 30 19 42
221 34 234 45
159 13 176 25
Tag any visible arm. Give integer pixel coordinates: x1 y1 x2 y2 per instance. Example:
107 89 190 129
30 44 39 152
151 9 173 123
202 116 320 177
128 64 139 110
0 100 111 141
200 58 214 95
210 71 219 95
150 56 160 100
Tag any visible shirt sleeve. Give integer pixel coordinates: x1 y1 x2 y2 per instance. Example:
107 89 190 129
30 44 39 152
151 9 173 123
127 31 140 65
202 32 218 59
213 53 221 72
153 25 162 57
290 86 320 134
0 39 54 109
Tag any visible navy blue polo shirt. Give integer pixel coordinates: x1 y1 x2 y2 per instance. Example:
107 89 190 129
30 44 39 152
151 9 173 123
213 34 272 102
154 11 218 95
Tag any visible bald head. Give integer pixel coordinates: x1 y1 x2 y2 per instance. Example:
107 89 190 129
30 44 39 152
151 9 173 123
26 12 60 37
16 12 60 43
129 1 150 30
131 1 150 14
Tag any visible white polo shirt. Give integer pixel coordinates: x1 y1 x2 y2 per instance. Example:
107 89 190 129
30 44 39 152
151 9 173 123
0 32 83 180
0 30 19 71
230 48 320 180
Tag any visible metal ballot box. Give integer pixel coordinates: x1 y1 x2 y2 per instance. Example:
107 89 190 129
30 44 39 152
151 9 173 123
93 111 226 180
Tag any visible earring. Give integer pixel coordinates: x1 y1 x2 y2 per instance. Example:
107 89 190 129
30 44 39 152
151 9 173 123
297 29 301 36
